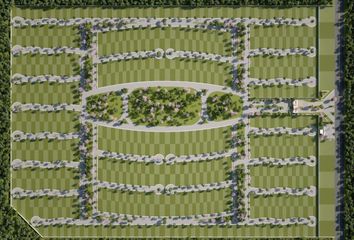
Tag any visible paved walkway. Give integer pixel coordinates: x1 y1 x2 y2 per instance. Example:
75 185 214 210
246 77 316 87
11 130 79 141
11 159 79 169
247 186 316 197
12 188 79 198
12 102 81 112
11 73 80 84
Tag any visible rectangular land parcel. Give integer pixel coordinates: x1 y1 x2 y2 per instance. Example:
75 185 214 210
10 5 336 239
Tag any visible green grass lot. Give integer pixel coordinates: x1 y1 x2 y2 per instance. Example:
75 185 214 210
250 135 316 158
250 115 316 128
98 126 231 156
250 165 316 188
250 195 316 218
128 87 201 126
12 82 80 105
12 139 79 162
12 168 79 190
98 58 231 87
12 111 79 133
98 188 231 216
12 196 78 220
12 25 79 48
250 55 316 79
12 53 80 76
250 84 316 98
318 139 335 236
250 25 316 49
98 27 231 56
319 7 335 93
36 224 316 238
98 157 230 186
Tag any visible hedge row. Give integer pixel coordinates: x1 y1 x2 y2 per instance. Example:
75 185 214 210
343 0 354 238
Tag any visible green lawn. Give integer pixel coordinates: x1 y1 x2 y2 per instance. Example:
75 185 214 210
319 7 336 92
318 139 335 236
12 53 80 76
98 188 231 216
12 111 79 133
12 82 80 105
12 139 79 162
98 58 231 87
250 195 316 218
12 25 79 48
250 55 316 79
98 27 231 56
12 196 78 220
12 167 79 190
250 164 316 188
250 115 316 128
250 25 316 49
98 157 230 186
98 126 231 156
250 84 316 98
250 135 316 158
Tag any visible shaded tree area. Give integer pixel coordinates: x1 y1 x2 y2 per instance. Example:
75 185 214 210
14 0 332 7
343 0 354 238
0 0 40 239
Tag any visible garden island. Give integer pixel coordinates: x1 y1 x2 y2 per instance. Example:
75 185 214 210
5 2 343 239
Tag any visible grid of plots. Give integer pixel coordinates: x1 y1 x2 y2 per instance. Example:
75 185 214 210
9 5 337 239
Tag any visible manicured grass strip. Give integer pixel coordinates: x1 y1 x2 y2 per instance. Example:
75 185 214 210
318 139 335 236
250 195 316 218
98 188 231 216
12 53 80 76
98 157 231 186
250 165 316 188
249 55 316 79
98 126 231 156
250 84 316 98
319 7 335 92
12 25 79 48
12 111 79 133
250 25 316 49
250 115 316 128
36 223 316 238
98 27 231 56
12 6 315 19
250 135 316 158
98 58 231 87
12 139 79 162
12 168 79 190
12 82 80 105
12 196 78 220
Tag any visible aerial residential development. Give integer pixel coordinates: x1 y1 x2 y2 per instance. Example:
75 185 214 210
0 0 351 239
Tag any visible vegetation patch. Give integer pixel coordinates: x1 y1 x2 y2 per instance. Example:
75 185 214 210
128 87 201 126
207 92 243 121
86 91 124 122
